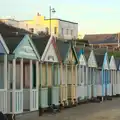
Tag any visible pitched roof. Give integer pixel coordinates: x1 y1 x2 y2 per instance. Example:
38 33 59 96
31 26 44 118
115 58 120 70
56 40 70 61
100 35 117 44
31 36 50 56
84 34 117 44
95 54 104 68
94 48 106 68
3 35 24 53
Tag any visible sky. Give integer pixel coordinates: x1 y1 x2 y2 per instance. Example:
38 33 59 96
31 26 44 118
0 0 120 34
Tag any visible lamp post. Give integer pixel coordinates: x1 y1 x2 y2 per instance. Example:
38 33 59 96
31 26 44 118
49 6 56 35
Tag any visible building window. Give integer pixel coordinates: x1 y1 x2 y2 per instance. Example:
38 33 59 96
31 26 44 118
66 29 68 35
29 28 34 33
54 27 57 34
71 30 73 36
26 24 28 27
61 28 64 35
45 27 49 34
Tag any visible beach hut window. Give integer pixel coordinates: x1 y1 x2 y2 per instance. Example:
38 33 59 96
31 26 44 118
16 64 20 89
8 63 13 89
52 65 58 85
23 64 30 88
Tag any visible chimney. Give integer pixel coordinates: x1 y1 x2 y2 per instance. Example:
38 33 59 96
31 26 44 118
37 13 40 16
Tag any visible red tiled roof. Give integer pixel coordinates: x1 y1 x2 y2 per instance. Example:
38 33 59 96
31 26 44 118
84 34 117 43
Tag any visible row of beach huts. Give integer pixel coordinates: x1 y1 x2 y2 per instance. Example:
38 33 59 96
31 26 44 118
0 33 119 119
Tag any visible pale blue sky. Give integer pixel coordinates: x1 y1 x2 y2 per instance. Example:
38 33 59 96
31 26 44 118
0 0 120 34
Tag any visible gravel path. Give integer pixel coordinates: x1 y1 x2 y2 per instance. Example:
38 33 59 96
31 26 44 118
17 98 120 120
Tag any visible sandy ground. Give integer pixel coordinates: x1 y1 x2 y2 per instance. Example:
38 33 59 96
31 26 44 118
85 109 120 120
17 98 120 120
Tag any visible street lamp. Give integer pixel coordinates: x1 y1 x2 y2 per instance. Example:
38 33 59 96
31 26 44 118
49 6 56 35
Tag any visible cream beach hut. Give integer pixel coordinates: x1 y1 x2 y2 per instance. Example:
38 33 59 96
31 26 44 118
32 35 61 112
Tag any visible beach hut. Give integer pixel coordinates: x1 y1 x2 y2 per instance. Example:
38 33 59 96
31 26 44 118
0 34 9 114
77 47 92 100
108 51 120 96
3 34 40 115
56 40 69 107
32 35 61 112
102 52 110 98
67 43 78 105
94 48 110 100
57 41 78 106
94 48 106 98
87 49 98 100
109 55 117 96
115 58 120 95
75 47 88 102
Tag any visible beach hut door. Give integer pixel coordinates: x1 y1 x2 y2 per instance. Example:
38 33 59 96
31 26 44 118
80 66 84 99
0 56 7 114
30 61 38 111
23 60 38 112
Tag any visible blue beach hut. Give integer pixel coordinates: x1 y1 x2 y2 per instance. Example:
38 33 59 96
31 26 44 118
94 48 110 99
102 52 110 98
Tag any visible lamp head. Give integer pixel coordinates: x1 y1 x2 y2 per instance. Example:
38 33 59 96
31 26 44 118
52 8 56 13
